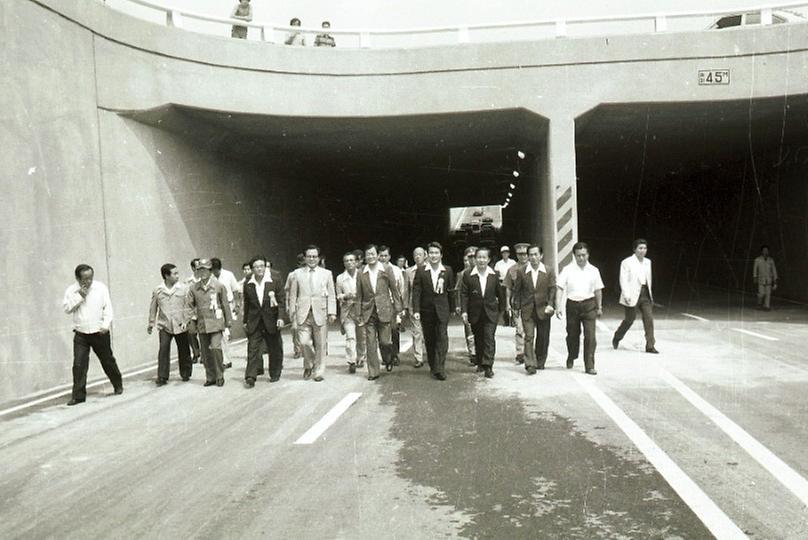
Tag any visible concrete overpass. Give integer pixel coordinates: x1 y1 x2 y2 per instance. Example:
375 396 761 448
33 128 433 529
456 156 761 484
3 0 808 402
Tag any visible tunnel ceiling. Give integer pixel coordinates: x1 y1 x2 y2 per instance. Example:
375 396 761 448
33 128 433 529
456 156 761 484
576 94 808 175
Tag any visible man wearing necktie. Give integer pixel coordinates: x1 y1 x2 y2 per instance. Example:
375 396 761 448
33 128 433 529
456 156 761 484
288 245 337 381
412 242 455 381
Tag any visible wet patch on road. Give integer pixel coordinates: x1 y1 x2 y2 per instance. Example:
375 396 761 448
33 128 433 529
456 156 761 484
380 354 710 539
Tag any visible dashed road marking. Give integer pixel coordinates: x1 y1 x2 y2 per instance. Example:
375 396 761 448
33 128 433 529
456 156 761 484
294 392 362 445
576 376 746 539
660 369 808 508
682 313 710 322
731 328 779 342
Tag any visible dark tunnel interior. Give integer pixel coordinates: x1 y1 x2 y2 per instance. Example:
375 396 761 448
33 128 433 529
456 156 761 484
576 94 808 304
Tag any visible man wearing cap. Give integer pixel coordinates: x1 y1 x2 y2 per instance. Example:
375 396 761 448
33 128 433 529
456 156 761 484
186 259 233 387
504 243 530 364
454 246 479 365
556 242 603 375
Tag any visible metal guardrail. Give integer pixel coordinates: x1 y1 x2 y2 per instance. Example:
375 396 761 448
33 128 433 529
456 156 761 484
107 0 808 48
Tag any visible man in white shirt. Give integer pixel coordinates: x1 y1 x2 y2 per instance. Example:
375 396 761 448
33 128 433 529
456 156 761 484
379 245 407 367
63 264 123 405
212 257 239 369
612 239 658 353
504 243 530 364
753 245 779 311
556 242 604 375
336 252 362 373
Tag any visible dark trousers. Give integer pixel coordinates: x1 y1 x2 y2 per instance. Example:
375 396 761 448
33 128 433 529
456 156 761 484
198 332 224 383
187 321 200 360
614 285 655 348
157 330 192 381
72 331 123 401
421 311 449 375
391 324 400 360
523 311 551 368
565 298 597 370
471 318 497 368
246 327 283 380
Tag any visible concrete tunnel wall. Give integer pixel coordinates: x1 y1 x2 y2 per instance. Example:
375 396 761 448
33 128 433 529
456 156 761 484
3 0 808 403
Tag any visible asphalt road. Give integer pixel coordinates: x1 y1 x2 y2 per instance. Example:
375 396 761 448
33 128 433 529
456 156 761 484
2 290 808 538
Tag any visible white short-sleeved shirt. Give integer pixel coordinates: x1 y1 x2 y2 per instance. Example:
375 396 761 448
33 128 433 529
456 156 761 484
557 262 604 301
494 259 516 282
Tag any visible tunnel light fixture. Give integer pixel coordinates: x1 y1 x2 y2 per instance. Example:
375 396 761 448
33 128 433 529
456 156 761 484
507 192 513 197
512 171 519 178
517 150 526 159
509 183 516 189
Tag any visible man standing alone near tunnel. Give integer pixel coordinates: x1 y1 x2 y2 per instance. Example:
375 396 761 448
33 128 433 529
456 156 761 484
63 264 123 405
289 245 337 382
753 245 779 311
556 242 603 375
612 239 658 354
412 242 455 381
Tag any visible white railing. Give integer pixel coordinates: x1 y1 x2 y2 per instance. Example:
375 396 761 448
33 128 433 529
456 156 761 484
105 0 808 48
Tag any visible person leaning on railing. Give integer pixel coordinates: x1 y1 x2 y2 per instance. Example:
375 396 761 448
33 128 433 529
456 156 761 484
229 0 252 39
315 21 336 47
285 18 306 46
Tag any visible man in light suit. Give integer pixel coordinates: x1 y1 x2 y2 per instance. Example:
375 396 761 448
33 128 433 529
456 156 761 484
378 245 407 366
612 238 658 354
412 242 455 381
355 245 403 380
242 256 287 387
512 245 556 375
336 251 362 374
460 247 500 378
404 247 427 368
289 245 337 381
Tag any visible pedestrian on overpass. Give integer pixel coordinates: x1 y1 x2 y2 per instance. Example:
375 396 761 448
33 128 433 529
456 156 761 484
147 263 193 386
556 242 604 375
242 256 286 387
460 247 500 378
753 245 779 311
288 245 337 382
612 239 658 354
512 245 557 375
185 259 232 387
504 243 530 364
412 242 455 381
63 264 123 406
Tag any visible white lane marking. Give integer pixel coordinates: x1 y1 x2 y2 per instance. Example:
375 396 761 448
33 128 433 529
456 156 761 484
596 320 612 333
294 392 362 445
576 377 746 539
0 338 248 418
660 369 808 508
730 328 779 342
682 313 710 322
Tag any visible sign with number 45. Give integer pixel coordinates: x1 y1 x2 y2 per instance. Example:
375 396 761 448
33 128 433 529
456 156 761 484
698 70 730 85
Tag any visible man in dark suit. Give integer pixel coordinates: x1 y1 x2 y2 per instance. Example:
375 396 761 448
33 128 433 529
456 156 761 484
412 242 455 380
460 247 500 378
242 255 287 387
512 245 557 375
355 244 403 380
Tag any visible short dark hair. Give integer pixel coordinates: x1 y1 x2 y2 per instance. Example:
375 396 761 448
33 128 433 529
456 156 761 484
343 252 356 261
160 263 176 278
250 256 267 268
572 242 589 254
760 244 770 251
632 238 648 250
527 245 543 255
296 253 306 265
475 247 491 258
74 264 93 279
211 257 223 270
321 20 330 27
427 241 443 253
290 17 301 25
364 244 379 254
304 245 320 257
242 261 252 270
352 249 364 260
396 254 407 261
378 245 390 255
190 258 200 270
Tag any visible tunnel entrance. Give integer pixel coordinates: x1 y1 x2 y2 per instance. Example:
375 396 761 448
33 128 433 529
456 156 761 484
127 106 549 272
575 94 808 303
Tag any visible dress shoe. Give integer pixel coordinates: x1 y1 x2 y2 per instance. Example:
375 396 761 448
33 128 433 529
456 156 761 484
156 379 167 387
515 354 525 365
349 363 357 374
367 375 380 381
245 378 255 388
413 361 423 368
269 376 280 383
484 368 494 378
303 368 312 380
612 336 620 350
432 373 447 381
113 386 124 395
385 362 393 372
393 357 400 366
537 365 546 370
566 359 574 369
216 378 225 387
646 347 660 354
223 362 232 369
526 366 537 375
313 376 324 382
181 376 190 382
203 380 216 387
585 368 598 375
66 398 84 406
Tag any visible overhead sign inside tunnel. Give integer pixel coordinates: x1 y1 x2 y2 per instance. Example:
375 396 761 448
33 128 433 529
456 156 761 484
698 69 730 85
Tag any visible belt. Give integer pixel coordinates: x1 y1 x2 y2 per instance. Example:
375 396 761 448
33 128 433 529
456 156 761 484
566 297 595 304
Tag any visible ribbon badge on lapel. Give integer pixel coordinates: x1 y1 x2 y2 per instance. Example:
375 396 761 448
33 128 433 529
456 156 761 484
435 272 445 294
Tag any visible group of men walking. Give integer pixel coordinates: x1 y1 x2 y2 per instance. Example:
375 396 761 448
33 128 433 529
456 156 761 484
62 238 667 405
